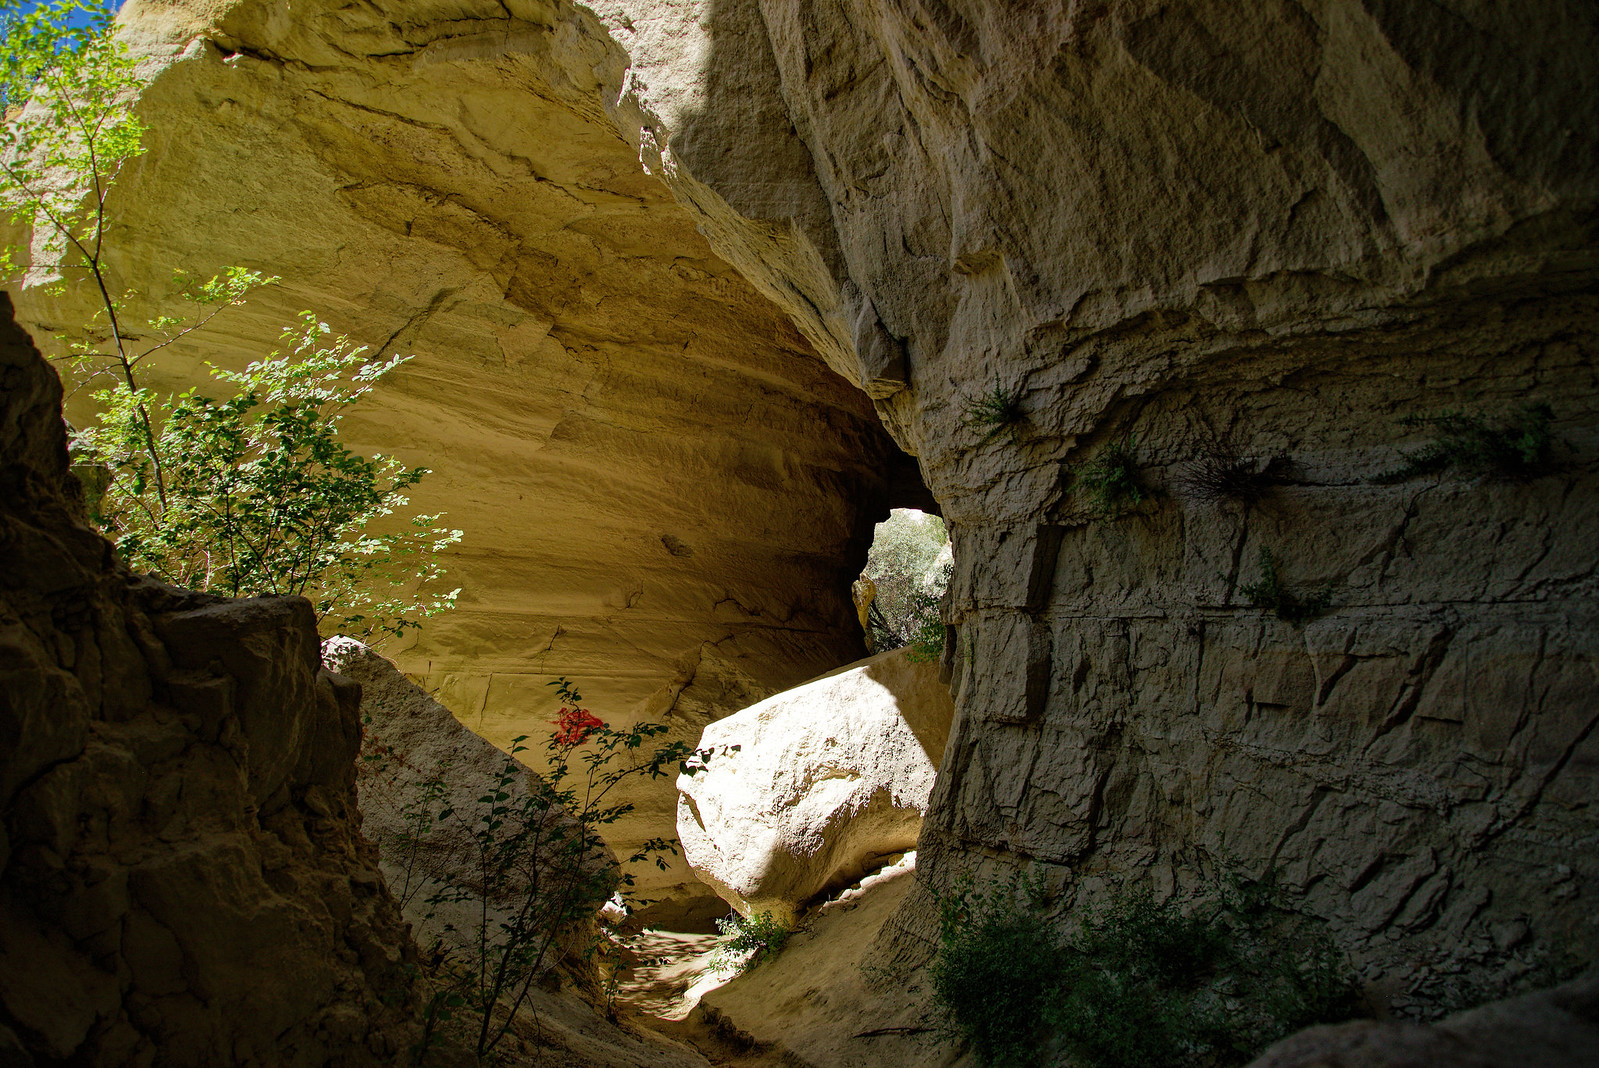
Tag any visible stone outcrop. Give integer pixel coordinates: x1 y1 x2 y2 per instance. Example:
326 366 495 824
323 637 611 957
596 0 1599 1016
0 293 420 1065
676 648 953 921
8 0 907 908
1245 968 1599 1068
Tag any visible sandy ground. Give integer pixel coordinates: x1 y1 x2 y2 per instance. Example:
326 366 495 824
608 856 963 1068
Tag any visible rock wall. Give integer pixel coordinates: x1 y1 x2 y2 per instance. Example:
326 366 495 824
590 0 1599 1014
8 0 907 904
8 0 1596 1023
0 293 420 1065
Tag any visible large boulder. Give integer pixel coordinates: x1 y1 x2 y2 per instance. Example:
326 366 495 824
676 648 954 923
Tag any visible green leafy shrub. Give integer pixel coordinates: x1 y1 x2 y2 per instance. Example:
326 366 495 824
964 380 1027 443
1377 403 1554 482
73 313 463 640
930 874 1064 1068
1077 435 1149 517
3 3 458 640
862 508 949 655
930 877 1363 1068
708 910 794 976
1240 548 1331 626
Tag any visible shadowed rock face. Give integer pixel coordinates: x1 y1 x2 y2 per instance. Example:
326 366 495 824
7 0 1597 1027
0 293 421 1065
597 0 1599 1015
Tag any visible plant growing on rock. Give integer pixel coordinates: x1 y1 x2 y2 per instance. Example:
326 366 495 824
382 677 695 1061
1376 403 1554 482
930 875 1363 1068
1077 435 1149 517
2 3 460 640
964 379 1027 443
930 871 1063 1068
707 909 794 976
1175 447 1279 507
1240 548 1332 626
75 313 463 639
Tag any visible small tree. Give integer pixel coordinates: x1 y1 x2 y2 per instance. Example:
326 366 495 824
390 678 694 1061
74 313 463 639
3 3 460 639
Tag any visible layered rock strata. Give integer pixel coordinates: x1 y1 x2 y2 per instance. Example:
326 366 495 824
7 0 1596 1024
9 0 906 905
0 294 420 1065
594 0 1599 1015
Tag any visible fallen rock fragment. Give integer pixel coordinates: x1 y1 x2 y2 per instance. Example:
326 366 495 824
676 648 954 922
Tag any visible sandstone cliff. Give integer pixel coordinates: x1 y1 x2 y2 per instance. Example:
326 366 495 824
0 293 420 1065
7 0 1596 1036
595 0 1599 1014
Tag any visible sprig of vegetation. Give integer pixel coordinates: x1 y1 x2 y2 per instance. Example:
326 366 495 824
1176 449 1275 507
1240 548 1331 626
371 677 697 1061
1376 403 1554 482
707 910 794 976
1077 435 1148 517
929 872 1063 1068
964 380 1027 443
930 875 1363 1068
73 312 463 640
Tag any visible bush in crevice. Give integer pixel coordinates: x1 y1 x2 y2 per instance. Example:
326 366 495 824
930 876 1364 1068
1077 435 1150 517
1240 548 1332 626
964 380 1027 443
1176 448 1284 508
707 910 793 976
1376 403 1554 483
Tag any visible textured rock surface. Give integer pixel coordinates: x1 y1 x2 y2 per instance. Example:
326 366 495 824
1245 968 1599 1068
687 857 956 1068
6 0 1597 1028
0 294 420 1065
597 0 1599 1015
676 648 953 921
7 0 905 906
324 637 604 952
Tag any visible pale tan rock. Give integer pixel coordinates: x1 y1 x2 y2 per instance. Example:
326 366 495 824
688 856 957 1068
6 0 1597 1024
596 0 1599 1015
677 648 953 922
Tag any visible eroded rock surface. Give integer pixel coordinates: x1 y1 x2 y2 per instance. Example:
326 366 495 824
0 294 419 1065
603 0 1599 1014
1246 968 1599 1068
8 0 904 907
6 0 1596 1028
677 648 953 922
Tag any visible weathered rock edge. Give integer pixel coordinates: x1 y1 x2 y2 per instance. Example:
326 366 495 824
0 293 422 1065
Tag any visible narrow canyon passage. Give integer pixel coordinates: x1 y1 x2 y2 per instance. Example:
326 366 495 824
2 0 1597 1066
